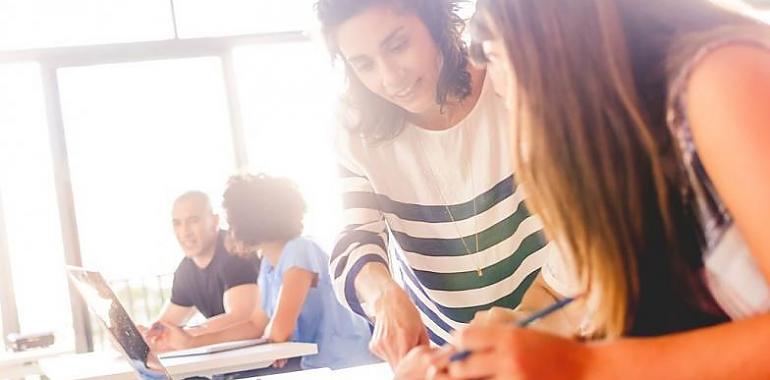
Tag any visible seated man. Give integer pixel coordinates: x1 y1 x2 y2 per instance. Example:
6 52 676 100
143 191 260 351
151 175 379 376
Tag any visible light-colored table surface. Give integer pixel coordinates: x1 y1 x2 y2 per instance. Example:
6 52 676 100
38 342 317 380
331 362 392 379
257 362 392 380
0 346 72 379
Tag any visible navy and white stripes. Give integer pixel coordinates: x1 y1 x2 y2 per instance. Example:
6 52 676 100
329 75 551 344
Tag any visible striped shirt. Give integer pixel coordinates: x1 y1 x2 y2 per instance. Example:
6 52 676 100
329 75 552 345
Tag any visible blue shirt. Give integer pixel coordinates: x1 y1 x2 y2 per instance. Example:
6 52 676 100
258 237 379 370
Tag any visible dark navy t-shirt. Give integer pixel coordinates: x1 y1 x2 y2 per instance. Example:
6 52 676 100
170 231 259 318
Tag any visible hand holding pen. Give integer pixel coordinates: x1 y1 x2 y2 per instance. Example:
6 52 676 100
450 297 577 362
424 297 581 380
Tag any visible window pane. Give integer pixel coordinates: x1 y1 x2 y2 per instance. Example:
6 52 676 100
174 0 316 38
0 0 174 51
233 42 344 250
0 300 4 350
58 57 236 287
0 63 74 347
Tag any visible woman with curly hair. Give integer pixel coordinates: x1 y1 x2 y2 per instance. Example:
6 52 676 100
154 174 378 374
315 0 555 373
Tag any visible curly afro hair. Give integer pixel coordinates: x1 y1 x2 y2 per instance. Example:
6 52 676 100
222 173 306 246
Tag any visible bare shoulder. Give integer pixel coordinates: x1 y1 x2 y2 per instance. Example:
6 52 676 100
681 43 770 283
686 43 770 118
682 42 770 148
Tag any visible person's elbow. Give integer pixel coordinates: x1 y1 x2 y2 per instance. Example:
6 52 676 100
238 320 267 340
249 308 269 335
268 321 296 343
223 284 261 322
225 306 257 323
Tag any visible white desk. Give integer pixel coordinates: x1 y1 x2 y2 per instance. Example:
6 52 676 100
331 362 392 380
258 362 392 380
38 342 317 380
0 346 72 379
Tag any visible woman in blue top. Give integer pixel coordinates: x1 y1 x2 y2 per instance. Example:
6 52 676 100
156 174 378 372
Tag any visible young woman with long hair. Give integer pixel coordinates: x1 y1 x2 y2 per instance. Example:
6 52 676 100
425 0 770 378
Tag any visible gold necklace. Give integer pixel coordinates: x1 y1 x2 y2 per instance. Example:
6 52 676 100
440 185 483 277
417 123 484 277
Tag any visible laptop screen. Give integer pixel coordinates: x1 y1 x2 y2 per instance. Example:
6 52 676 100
67 267 172 380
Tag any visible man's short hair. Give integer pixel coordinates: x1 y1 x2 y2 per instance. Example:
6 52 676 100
174 191 213 214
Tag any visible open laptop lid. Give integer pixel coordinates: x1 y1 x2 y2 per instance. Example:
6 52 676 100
66 266 173 380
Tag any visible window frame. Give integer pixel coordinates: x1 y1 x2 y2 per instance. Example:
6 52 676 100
0 30 308 353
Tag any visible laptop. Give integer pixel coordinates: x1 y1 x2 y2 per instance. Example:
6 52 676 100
66 266 266 380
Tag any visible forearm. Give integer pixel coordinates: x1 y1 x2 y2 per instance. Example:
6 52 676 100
265 319 294 343
188 320 265 348
157 303 194 326
588 314 770 379
355 262 402 317
188 311 253 336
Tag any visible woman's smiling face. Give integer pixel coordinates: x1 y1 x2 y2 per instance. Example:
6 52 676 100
335 5 443 115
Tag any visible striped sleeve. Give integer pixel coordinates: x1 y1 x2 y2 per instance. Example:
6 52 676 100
329 135 390 319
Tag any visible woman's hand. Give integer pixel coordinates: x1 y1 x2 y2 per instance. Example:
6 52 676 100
429 324 591 380
393 345 438 380
368 284 430 369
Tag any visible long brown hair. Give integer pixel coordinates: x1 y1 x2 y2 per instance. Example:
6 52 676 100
315 0 472 142
473 0 751 337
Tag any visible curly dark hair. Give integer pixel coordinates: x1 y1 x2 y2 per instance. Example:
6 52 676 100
222 174 306 246
316 0 472 142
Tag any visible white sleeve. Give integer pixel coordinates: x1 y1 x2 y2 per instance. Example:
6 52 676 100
541 242 581 297
329 130 390 320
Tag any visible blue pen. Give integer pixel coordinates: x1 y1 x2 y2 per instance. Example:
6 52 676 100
449 296 577 362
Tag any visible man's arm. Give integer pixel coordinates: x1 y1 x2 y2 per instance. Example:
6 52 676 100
157 302 197 325
156 307 269 350
141 302 195 349
185 283 260 336
157 264 197 328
